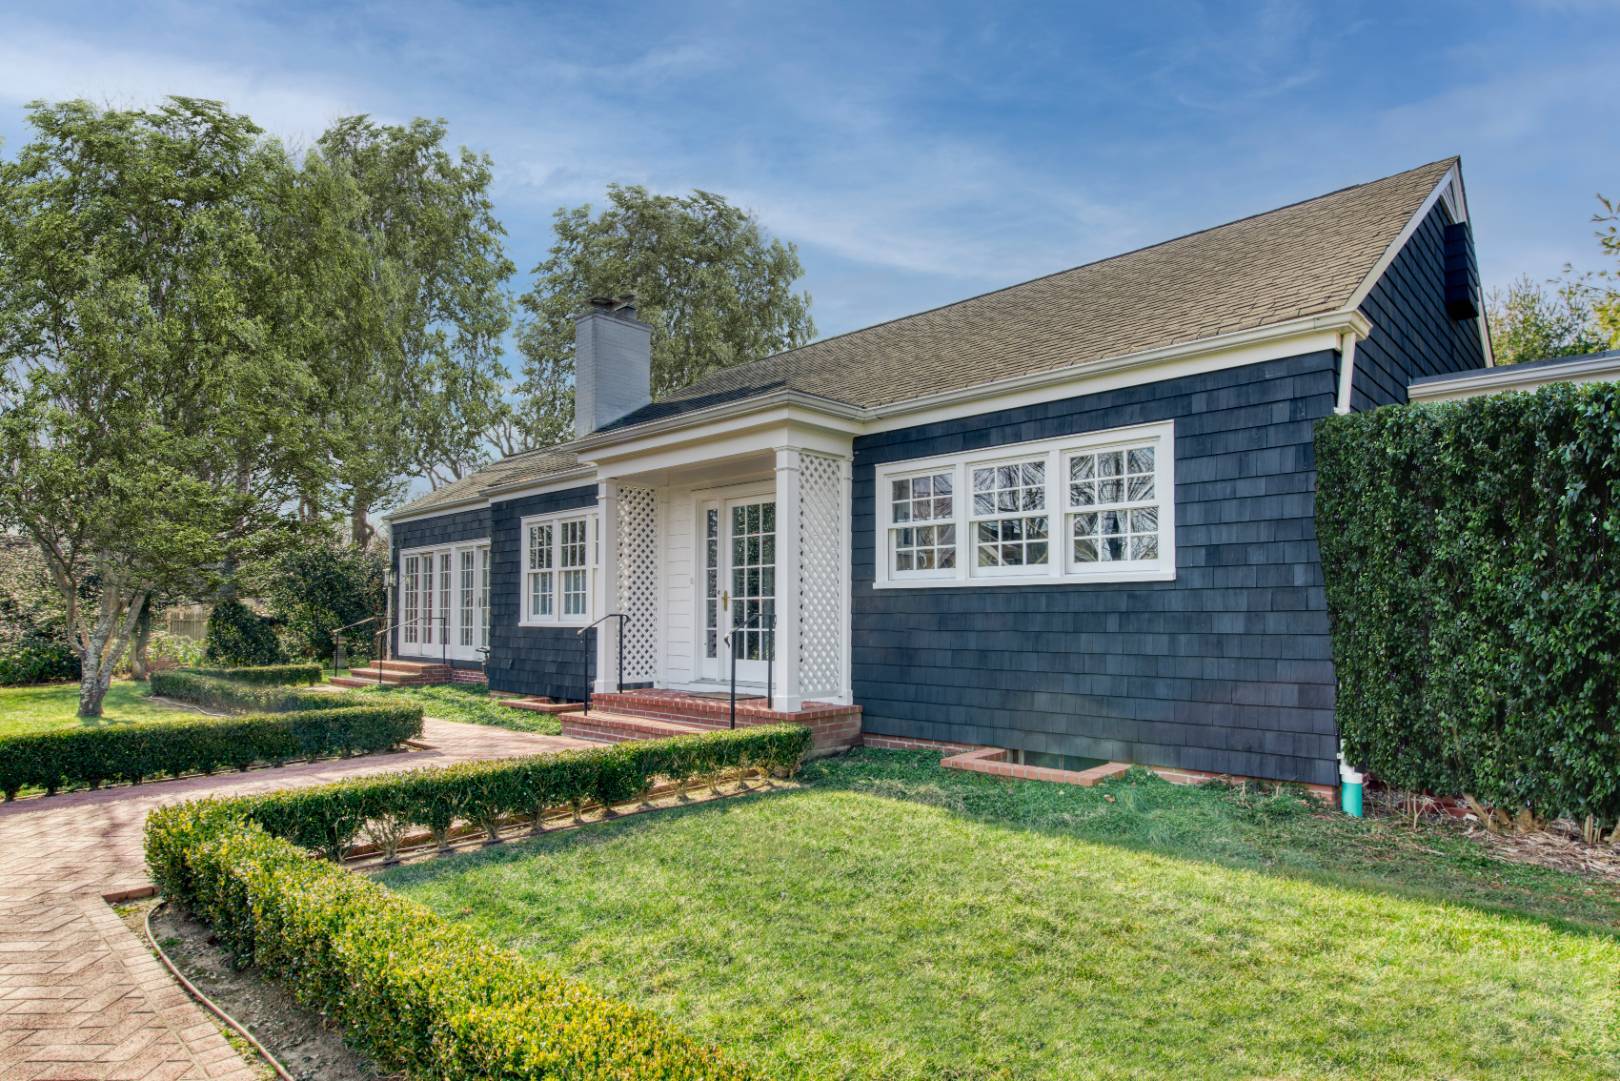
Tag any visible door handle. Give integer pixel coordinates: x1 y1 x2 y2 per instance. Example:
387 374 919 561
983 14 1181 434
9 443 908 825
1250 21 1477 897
722 590 730 611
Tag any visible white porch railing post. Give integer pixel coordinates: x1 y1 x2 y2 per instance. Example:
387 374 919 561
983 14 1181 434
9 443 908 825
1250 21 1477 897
773 446 804 712
594 481 619 694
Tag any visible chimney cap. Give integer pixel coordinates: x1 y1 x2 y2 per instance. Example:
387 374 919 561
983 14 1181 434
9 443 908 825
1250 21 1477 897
586 294 637 314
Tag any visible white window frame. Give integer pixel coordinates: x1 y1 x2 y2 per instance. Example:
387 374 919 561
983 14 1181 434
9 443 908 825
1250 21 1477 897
519 510 600 627
397 540 489 658
873 420 1176 589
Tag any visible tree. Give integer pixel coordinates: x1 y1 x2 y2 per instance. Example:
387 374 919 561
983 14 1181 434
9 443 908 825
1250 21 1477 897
311 117 515 542
514 185 814 448
259 535 386 660
1486 271 1610 366
0 98 335 716
1595 194 1620 343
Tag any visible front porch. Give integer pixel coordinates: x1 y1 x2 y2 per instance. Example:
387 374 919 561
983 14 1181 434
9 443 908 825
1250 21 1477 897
584 409 856 716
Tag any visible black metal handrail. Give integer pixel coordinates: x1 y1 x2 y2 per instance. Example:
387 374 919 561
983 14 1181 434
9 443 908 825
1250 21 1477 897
370 616 448 684
723 611 775 729
576 612 628 715
330 615 380 675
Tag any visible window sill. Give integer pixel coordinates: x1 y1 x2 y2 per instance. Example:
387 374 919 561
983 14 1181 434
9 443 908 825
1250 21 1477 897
517 619 594 629
871 566 1176 589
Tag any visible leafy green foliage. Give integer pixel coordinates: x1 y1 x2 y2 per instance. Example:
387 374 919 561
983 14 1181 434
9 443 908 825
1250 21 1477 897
149 669 335 712
1486 271 1612 367
204 599 285 667
1316 382 1620 823
260 540 385 659
0 98 342 717
0 538 79 683
178 663 322 686
0 704 420 800
0 638 79 685
514 185 814 447
143 804 758 1080
353 683 562 735
221 725 812 859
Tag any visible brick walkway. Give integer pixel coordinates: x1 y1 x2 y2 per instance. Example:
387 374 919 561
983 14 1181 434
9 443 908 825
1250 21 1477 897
0 719 591 1080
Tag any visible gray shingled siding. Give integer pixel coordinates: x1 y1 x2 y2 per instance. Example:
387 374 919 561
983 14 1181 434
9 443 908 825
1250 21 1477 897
851 351 1340 787
487 486 599 701
389 507 492 668
1351 201 1488 409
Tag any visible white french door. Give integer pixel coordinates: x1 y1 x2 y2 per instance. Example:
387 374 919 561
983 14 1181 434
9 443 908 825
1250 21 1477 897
399 541 489 661
698 495 776 685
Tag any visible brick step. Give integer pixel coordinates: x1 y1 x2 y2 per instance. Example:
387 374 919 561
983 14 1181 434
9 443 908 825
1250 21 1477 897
562 711 713 745
346 664 452 686
499 697 585 715
376 659 450 674
327 676 375 689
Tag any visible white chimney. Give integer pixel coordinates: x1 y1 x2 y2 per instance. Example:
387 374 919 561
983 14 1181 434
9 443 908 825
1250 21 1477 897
574 297 652 438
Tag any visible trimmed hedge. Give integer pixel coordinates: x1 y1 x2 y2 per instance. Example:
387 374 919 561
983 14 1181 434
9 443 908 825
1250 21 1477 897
221 724 814 860
142 726 812 1079
149 669 340 713
177 663 322 686
1317 381 1620 823
0 705 422 800
145 805 758 1080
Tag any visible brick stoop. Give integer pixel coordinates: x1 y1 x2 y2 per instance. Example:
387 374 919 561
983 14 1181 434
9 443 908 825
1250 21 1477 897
337 659 453 687
563 711 712 745
500 696 586 715
577 689 862 754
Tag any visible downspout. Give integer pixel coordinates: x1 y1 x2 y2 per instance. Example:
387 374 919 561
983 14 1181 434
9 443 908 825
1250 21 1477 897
1332 328 1363 814
1333 330 1358 415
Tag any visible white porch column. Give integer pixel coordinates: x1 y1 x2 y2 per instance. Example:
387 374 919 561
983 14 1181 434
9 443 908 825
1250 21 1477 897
772 446 804 712
593 481 619 693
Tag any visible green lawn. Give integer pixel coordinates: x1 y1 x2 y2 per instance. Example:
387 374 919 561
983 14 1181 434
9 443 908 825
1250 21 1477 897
0 679 209 739
348 682 562 735
384 751 1620 1080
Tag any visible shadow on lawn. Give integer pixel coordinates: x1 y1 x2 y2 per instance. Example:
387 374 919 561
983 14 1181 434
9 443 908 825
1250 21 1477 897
384 750 1620 940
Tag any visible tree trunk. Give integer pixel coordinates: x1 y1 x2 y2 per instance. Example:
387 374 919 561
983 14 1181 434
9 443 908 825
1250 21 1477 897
76 587 147 719
130 606 153 681
350 493 374 548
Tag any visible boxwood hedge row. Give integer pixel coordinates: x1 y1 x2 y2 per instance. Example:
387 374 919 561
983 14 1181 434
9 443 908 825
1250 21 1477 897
216 724 814 860
143 725 812 1079
1316 381 1620 824
0 705 422 800
149 669 339 713
145 803 759 1080
176 663 323 686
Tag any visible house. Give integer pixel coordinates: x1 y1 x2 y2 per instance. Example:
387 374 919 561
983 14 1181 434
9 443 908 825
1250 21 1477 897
380 157 1490 790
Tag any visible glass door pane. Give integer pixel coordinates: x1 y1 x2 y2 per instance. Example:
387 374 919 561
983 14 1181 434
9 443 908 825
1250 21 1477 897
727 499 776 675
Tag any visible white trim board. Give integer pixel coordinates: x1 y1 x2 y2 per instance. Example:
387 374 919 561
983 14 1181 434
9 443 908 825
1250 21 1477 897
1409 353 1620 402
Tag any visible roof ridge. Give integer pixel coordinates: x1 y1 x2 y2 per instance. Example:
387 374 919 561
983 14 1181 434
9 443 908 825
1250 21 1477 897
682 156 1458 385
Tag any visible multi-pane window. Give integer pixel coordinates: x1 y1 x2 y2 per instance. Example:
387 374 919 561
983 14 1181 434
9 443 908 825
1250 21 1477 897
527 522 554 618
402 556 420 644
890 472 956 575
560 519 590 617
729 502 776 662
704 508 720 658
970 460 1049 570
398 542 487 657
521 513 598 625
874 422 1175 586
1068 446 1160 563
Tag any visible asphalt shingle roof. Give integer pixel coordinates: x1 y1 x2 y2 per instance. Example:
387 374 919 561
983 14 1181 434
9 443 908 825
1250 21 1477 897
392 158 1455 521
607 158 1457 428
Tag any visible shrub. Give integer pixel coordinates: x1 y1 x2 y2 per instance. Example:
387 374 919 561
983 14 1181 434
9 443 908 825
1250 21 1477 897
261 540 386 660
226 724 813 858
0 705 422 800
179 663 322 686
149 670 339 713
0 634 79 685
204 598 284 667
143 805 758 1080
1317 381 1620 824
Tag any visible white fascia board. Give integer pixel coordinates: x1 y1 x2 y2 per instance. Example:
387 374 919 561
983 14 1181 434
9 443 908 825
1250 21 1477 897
584 405 860 477
1346 167 1458 314
861 311 1370 435
570 391 866 455
1408 355 1620 402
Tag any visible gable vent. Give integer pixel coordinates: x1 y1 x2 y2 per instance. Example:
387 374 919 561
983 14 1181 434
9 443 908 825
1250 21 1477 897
1443 222 1480 321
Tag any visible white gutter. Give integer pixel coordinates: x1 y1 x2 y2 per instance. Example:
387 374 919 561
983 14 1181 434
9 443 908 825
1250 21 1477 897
1408 352 1620 402
1334 331 1358 415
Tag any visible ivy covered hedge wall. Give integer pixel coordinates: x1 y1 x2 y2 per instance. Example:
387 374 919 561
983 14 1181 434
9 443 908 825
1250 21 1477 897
1316 382 1620 823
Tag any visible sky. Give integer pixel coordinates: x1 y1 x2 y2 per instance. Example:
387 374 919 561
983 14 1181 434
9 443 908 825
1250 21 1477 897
1 0 1615 344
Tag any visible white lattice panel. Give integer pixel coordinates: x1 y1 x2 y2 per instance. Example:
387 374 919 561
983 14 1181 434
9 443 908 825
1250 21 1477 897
798 453 845 699
615 486 659 683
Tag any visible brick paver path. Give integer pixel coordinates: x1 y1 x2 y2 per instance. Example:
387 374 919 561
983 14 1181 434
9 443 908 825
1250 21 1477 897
0 719 591 1080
